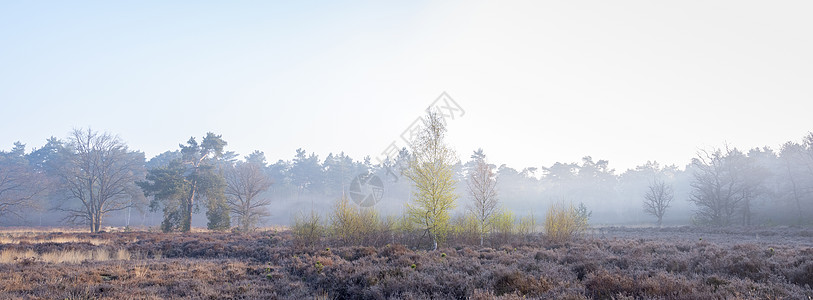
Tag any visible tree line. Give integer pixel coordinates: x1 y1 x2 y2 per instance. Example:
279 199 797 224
2 124 813 233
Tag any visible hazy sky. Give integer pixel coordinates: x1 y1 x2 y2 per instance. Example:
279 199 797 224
2 1 811 172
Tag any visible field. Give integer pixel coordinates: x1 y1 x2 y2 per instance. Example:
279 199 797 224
0 227 812 299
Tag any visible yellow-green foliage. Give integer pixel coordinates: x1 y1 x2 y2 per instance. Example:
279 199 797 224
402 111 459 249
544 202 587 243
490 210 516 236
451 213 480 235
516 212 537 236
329 196 388 245
404 157 457 247
292 210 323 247
330 196 358 243
395 213 416 233
450 213 480 244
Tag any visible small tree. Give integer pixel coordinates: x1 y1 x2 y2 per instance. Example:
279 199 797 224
329 195 359 245
516 212 536 236
466 150 498 246
403 111 459 250
544 202 587 243
292 209 323 248
224 156 273 231
643 178 673 227
490 209 516 244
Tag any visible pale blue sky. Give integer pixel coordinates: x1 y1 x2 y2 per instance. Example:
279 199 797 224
2 1 812 172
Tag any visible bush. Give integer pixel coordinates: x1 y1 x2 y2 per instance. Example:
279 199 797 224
516 212 537 236
493 271 553 296
330 196 361 245
449 213 480 246
490 209 516 245
544 202 587 243
292 210 324 248
328 196 391 246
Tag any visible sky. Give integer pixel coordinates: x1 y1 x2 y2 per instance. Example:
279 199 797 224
1 1 812 173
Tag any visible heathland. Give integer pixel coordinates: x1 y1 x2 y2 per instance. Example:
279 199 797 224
0 226 811 299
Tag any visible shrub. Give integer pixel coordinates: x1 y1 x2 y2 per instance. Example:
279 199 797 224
292 210 324 248
516 212 537 236
584 270 636 298
790 261 813 287
491 210 516 235
449 213 480 246
329 196 361 245
493 271 552 296
544 202 587 243
328 196 391 246
394 214 420 247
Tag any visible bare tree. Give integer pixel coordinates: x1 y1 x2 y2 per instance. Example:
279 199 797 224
643 178 673 227
689 147 757 226
57 128 146 232
780 142 809 224
224 160 273 231
0 156 46 220
466 151 498 246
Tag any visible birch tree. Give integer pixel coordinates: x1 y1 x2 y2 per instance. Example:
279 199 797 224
466 149 498 245
403 111 459 250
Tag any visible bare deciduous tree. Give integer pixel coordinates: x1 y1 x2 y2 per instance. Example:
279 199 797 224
0 157 46 220
643 178 673 227
466 151 498 246
689 147 761 226
57 129 146 232
224 160 273 231
780 141 809 224
689 148 738 226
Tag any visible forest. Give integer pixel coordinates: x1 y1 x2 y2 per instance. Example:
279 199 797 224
2 126 812 232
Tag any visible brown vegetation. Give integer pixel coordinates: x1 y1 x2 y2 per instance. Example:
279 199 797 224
0 226 811 299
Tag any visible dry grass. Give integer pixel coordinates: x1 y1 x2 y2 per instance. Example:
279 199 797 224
256 225 288 232
132 261 149 279
0 248 131 264
0 236 111 245
0 227 89 237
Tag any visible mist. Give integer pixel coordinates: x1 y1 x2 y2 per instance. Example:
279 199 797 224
2 130 811 229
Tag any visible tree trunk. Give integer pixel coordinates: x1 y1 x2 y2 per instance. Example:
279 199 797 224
183 200 193 232
94 215 102 233
743 196 751 226
90 212 98 233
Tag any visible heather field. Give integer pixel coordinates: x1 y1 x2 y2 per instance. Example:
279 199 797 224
1 227 812 299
